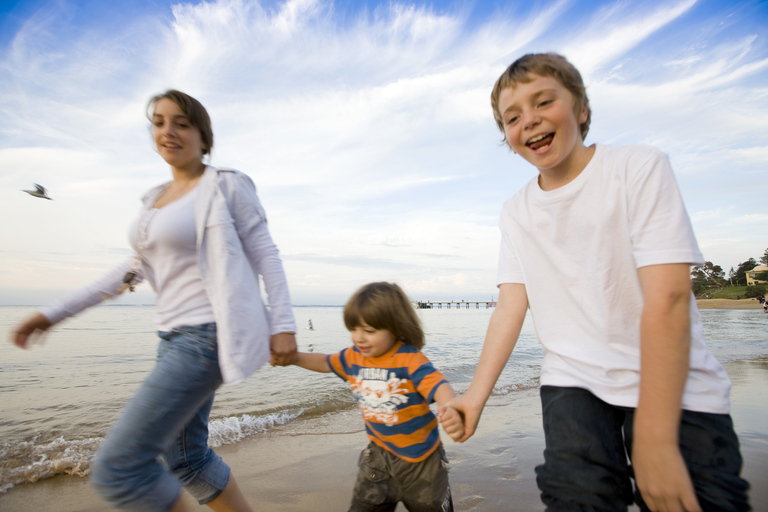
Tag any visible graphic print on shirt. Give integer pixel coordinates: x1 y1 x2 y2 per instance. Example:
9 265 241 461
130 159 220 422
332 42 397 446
351 368 411 426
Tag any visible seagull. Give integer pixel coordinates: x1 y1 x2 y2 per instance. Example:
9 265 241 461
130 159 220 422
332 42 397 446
22 183 53 200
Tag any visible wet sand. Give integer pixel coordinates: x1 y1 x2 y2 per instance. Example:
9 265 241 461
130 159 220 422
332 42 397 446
696 298 765 310
2 359 766 511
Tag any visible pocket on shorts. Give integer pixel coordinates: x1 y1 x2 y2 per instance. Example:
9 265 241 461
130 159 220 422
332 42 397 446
352 448 390 505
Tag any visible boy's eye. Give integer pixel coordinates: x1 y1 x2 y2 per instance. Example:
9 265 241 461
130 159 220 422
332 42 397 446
506 115 519 125
538 99 552 107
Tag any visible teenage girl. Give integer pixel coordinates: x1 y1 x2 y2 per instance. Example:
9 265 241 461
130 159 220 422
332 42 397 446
11 90 297 512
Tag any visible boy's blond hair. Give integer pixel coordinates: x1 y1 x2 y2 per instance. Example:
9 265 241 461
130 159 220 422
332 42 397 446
490 53 591 141
343 282 425 350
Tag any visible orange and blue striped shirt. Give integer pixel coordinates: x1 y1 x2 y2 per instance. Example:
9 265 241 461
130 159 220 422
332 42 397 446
327 341 448 462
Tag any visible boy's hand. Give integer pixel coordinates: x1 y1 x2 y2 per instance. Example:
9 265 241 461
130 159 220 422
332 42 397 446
269 332 297 366
437 405 465 442
11 312 52 349
443 394 484 442
632 437 701 512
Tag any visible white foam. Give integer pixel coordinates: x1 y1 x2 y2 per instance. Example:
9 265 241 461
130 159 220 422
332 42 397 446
0 436 102 493
207 410 305 448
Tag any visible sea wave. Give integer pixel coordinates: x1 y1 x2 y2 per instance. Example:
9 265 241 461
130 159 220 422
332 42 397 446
208 409 305 447
0 436 101 493
0 408 306 493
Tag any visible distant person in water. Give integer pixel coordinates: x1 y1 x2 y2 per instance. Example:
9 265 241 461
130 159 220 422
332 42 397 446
274 282 463 511
10 90 297 512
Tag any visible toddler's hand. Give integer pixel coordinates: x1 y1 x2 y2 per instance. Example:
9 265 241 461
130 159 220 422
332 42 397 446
438 405 465 442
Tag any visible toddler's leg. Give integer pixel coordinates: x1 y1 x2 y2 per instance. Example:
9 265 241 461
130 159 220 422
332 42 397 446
397 444 453 512
348 444 398 512
536 386 634 512
623 409 750 511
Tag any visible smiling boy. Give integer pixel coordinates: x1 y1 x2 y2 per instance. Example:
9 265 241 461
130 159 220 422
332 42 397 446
449 53 749 511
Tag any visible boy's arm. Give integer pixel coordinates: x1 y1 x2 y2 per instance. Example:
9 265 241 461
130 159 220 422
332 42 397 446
633 263 701 512
446 283 528 442
289 352 332 373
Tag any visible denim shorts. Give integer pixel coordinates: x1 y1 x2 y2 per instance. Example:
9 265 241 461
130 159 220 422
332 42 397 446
90 323 230 511
536 386 750 511
349 441 453 512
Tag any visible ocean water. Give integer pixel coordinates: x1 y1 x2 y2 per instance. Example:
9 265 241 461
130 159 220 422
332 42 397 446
1 305 767 493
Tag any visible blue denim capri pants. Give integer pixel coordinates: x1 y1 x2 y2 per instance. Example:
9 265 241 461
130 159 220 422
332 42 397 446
91 323 230 511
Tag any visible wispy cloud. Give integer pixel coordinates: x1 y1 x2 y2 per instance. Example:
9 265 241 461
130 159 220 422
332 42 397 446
1 0 767 304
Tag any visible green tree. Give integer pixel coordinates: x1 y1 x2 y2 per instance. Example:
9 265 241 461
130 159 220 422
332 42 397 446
731 258 758 286
691 262 726 295
760 247 768 266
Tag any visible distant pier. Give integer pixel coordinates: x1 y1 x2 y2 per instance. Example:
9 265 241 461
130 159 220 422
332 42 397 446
415 300 496 309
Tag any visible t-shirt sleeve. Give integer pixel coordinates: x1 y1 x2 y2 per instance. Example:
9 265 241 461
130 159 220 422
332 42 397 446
626 149 704 268
410 353 448 404
327 350 348 380
496 207 525 286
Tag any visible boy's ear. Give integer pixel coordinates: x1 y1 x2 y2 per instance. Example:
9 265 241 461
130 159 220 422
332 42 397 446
579 101 589 124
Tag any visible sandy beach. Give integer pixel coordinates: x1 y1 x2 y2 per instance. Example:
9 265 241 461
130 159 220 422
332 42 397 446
1 356 766 512
696 298 765 310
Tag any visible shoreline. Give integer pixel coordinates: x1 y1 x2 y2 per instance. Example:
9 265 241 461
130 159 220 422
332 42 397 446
1 358 765 511
696 298 765 310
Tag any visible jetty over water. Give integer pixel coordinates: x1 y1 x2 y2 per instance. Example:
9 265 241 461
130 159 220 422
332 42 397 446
414 300 496 309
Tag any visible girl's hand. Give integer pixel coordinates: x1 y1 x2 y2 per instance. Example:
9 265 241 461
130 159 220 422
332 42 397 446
11 312 52 349
270 332 297 366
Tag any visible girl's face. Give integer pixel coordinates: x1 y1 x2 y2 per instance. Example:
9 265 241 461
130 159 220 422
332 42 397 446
349 320 397 358
152 98 206 171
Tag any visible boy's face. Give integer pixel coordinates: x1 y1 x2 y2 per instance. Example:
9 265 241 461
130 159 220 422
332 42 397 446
497 74 588 176
349 320 397 358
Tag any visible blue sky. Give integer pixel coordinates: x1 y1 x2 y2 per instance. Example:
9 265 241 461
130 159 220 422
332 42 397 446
1 0 767 306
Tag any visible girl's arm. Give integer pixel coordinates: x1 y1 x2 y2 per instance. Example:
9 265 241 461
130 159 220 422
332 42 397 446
293 352 332 373
445 282 528 442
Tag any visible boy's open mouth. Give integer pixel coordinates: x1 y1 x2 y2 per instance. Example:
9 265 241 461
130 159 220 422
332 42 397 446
527 133 554 151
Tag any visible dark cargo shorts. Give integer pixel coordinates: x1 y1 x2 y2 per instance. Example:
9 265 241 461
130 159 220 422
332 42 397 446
349 442 453 512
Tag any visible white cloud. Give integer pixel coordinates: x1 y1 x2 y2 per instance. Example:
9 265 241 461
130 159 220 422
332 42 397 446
1 0 767 304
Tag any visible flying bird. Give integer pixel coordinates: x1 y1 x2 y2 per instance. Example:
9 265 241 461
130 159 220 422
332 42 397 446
22 184 53 200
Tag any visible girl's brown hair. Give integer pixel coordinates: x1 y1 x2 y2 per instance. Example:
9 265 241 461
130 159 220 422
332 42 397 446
146 89 214 155
343 282 425 350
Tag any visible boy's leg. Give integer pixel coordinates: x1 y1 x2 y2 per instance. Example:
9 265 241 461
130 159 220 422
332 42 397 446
348 443 398 512
397 444 453 512
623 408 750 511
536 386 634 512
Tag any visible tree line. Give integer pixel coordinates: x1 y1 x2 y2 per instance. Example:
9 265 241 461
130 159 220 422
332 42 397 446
690 247 768 297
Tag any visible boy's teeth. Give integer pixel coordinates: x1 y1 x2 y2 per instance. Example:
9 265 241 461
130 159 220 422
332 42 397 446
528 134 546 144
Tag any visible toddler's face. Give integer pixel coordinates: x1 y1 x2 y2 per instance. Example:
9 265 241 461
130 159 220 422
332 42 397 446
349 320 397 358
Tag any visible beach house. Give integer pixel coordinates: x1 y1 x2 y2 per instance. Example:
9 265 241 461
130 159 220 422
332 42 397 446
746 265 768 286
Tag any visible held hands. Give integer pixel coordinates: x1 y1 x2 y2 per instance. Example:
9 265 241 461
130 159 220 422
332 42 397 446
437 405 465 442
11 312 52 349
269 332 298 366
632 438 702 512
441 394 484 443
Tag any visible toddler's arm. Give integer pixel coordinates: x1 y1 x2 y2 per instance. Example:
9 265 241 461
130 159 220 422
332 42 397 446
289 352 332 373
433 383 464 442
446 283 528 442
632 263 701 512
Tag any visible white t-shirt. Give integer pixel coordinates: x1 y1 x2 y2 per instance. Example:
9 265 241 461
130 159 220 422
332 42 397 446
497 144 731 413
129 187 215 331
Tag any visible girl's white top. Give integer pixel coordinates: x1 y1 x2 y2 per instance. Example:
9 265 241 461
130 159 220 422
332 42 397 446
41 167 296 384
